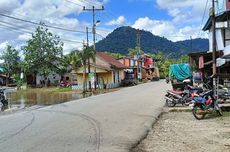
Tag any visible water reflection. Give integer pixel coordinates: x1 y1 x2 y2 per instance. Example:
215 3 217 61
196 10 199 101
1 89 92 111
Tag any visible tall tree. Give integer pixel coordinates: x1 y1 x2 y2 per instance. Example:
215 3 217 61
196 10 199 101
0 45 21 86
23 24 63 85
78 46 95 92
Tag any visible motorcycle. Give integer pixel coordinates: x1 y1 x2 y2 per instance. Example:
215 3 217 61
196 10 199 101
165 79 203 107
0 88 8 107
191 89 223 120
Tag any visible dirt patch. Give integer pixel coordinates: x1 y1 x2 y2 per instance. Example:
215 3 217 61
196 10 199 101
132 112 230 152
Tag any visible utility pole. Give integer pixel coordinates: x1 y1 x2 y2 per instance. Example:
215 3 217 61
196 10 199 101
190 36 193 52
83 6 104 90
86 27 92 91
212 0 217 98
136 30 142 80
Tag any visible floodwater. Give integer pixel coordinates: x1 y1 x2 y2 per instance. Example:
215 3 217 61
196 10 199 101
1 89 93 111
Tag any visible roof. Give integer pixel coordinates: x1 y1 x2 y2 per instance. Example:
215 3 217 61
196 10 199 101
188 51 223 58
203 10 230 31
96 52 126 69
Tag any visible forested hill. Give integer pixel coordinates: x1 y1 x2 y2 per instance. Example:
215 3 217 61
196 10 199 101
96 26 208 57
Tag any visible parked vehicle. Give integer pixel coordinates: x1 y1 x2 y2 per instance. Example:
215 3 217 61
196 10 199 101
165 80 203 107
169 63 192 90
121 73 137 87
191 89 223 120
0 88 8 107
218 85 230 102
59 81 71 87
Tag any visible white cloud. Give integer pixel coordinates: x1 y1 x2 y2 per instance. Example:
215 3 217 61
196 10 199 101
0 41 9 52
156 0 209 24
106 16 126 26
132 17 176 37
130 0 210 41
132 17 207 42
0 0 106 54
18 33 31 41
0 0 20 14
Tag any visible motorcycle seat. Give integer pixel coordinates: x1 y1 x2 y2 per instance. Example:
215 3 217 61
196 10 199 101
168 90 183 95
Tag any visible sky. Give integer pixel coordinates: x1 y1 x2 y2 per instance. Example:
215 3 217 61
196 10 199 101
0 0 226 55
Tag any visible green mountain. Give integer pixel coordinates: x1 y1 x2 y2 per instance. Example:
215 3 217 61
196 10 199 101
96 26 208 57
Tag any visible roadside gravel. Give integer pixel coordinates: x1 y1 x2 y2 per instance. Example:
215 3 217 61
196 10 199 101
132 111 230 152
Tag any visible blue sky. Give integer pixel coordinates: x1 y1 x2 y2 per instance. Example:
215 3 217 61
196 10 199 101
0 0 225 54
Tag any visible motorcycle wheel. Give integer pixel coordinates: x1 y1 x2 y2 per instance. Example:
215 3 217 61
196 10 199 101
166 99 176 107
192 105 206 120
1 99 8 107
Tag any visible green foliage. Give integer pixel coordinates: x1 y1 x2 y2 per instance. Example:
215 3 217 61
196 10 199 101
128 47 144 56
149 52 189 78
105 52 124 59
77 46 96 92
22 24 64 78
176 55 189 64
96 26 208 56
78 46 95 66
64 50 81 71
0 45 21 80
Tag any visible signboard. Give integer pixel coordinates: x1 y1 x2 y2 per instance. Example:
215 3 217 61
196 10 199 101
89 72 95 87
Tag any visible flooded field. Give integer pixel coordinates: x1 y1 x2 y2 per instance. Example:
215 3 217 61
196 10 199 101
2 88 92 111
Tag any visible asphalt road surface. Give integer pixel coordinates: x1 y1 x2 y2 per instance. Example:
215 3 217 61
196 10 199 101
0 80 170 152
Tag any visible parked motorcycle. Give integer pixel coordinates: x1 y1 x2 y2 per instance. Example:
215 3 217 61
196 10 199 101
0 88 8 107
165 79 203 107
191 89 223 120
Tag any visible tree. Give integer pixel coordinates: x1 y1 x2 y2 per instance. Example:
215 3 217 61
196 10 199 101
149 52 176 78
105 52 124 59
128 47 144 56
0 45 21 86
77 46 95 92
177 55 189 64
23 24 63 86
64 50 81 70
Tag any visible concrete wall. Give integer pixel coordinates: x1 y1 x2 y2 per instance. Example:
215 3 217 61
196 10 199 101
36 72 61 85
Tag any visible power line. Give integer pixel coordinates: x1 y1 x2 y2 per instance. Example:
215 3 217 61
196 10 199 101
65 0 84 7
82 0 101 7
0 22 86 44
0 13 87 34
197 0 209 38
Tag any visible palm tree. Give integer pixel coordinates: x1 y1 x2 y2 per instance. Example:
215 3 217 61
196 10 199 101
78 46 95 93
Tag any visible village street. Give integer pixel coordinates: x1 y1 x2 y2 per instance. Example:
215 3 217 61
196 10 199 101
0 80 170 152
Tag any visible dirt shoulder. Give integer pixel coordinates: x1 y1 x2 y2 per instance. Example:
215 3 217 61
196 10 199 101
132 111 230 152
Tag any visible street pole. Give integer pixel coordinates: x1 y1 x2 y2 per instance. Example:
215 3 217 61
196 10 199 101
83 6 104 91
86 27 92 91
212 0 217 98
190 36 192 52
136 30 142 80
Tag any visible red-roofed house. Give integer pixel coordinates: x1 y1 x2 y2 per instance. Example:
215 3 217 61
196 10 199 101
75 52 126 89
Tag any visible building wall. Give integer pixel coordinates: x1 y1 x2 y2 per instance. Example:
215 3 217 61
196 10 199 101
36 72 61 85
124 58 130 67
77 72 113 85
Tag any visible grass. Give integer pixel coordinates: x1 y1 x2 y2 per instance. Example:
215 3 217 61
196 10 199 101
222 111 230 117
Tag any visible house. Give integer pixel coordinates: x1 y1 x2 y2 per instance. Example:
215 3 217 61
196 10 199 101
203 1 230 58
75 52 126 89
189 0 230 86
118 57 138 79
119 54 159 81
142 54 160 81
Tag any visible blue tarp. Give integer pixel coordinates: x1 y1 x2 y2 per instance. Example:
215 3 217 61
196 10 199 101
169 64 192 81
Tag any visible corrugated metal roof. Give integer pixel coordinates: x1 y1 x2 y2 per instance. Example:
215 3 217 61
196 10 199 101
96 52 126 69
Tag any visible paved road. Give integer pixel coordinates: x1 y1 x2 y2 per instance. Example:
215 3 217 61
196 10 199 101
0 80 170 152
